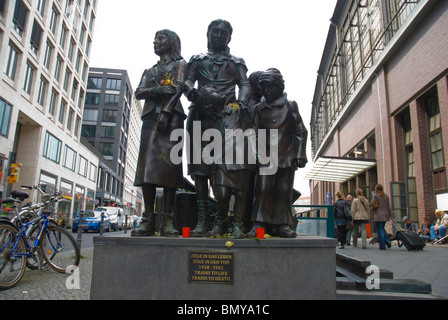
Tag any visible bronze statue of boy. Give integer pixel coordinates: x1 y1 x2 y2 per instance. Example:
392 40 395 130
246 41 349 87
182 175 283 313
249 68 308 238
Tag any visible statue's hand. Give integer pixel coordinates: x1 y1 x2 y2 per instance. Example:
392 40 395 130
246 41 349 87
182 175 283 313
187 88 199 102
293 159 307 169
237 100 248 110
155 85 176 97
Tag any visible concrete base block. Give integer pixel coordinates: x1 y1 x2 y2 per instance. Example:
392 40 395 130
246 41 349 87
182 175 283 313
90 235 337 300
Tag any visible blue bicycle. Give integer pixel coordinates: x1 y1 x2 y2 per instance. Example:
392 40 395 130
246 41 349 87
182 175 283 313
0 187 80 290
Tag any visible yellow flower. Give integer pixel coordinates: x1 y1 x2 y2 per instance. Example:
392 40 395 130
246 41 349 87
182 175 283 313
225 241 234 248
228 103 239 111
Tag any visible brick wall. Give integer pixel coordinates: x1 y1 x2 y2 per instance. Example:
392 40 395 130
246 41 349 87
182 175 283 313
409 98 435 220
386 0 448 113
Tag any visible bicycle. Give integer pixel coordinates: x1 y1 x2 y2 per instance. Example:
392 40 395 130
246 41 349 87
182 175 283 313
0 186 80 290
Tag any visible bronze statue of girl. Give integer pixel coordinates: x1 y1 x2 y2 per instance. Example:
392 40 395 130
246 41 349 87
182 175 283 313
132 30 187 237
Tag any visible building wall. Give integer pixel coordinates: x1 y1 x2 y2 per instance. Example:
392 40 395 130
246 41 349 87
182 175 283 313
309 0 448 225
386 1 448 114
0 0 99 220
83 67 134 207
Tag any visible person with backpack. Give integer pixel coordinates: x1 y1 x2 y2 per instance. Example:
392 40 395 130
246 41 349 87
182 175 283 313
334 191 351 249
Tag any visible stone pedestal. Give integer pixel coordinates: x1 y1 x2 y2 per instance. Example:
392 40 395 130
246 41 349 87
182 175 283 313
90 235 337 300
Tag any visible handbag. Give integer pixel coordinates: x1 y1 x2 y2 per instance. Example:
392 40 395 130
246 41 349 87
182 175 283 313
344 204 352 221
371 196 378 212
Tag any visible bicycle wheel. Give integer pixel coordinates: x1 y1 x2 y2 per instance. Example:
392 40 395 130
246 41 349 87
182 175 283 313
0 223 27 290
40 225 80 273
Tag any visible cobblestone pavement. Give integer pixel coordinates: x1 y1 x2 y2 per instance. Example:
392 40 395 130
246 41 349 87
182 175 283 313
0 248 92 300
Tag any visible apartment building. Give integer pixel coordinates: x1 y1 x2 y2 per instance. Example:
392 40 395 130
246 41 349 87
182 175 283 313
0 0 99 221
123 89 143 216
82 67 142 211
307 0 448 226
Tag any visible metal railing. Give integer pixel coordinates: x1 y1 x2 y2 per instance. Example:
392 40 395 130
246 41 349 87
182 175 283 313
293 205 335 238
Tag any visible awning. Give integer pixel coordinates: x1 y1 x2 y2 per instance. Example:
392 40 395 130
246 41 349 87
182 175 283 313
304 156 377 183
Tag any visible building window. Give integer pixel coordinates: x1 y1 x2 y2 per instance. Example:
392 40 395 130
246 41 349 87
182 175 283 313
30 20 43 54
60 24 68 49
89 163 97 182
63 68 71 92
43 41 53 70
99 142 113 157
49 6 58 35
13 0 28 36
36 0 46 17
58 100 67 124
54 56 63 82
87 77 102 89
78 156 88 177
81 125 96 138
0 99 12 137
37 77 48 106
427 95 446 191
63 145 77 171
403 108 414 177
0 0 5 15
103 109 118 122
5 43 19 80
100 126 115 138
310 0 421 156
85 92 99 105
74 116 80 137
43 131 62 163
48 89 58 116
106 78 121 91
105 93 119 105
67 108 74 131
83 109 98 121
23 62 35 94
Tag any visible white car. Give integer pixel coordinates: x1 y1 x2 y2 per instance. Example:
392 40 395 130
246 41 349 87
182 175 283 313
98 207 124 231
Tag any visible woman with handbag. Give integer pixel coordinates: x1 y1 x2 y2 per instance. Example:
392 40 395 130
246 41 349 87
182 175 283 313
370 184 393 250
351 189 370 249
334 191 351 249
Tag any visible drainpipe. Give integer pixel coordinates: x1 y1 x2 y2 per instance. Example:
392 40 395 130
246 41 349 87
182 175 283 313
374 73 387 190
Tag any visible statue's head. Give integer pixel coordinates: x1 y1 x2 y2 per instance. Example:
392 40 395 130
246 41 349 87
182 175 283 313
249 71 264 100
259 68 285 102
207 19 233 53
154 29 183 60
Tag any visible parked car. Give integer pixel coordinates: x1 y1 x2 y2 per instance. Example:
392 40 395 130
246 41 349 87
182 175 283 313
72 210 111 233
98 207 123 231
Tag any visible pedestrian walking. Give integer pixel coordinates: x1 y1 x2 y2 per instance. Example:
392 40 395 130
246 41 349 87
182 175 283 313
334 192 351 249
370 184 392 250
351 188 370 249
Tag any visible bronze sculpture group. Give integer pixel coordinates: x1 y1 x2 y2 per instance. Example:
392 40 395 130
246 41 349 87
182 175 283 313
132 20 308 239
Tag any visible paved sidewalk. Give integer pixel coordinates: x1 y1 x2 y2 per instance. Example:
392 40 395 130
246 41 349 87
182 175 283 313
0 248 92 300
1 239 447 300
337 241 448 299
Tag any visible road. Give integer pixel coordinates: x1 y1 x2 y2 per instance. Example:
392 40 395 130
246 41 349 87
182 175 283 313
74 227 135 249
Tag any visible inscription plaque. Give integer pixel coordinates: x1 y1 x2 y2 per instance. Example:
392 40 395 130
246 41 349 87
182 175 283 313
188 251 235 285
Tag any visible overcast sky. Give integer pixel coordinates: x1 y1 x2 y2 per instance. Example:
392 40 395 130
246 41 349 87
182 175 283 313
89 0 338 197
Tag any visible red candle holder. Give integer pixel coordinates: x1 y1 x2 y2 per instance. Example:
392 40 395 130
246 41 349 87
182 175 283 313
256 228 265 239
182 227 191 238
